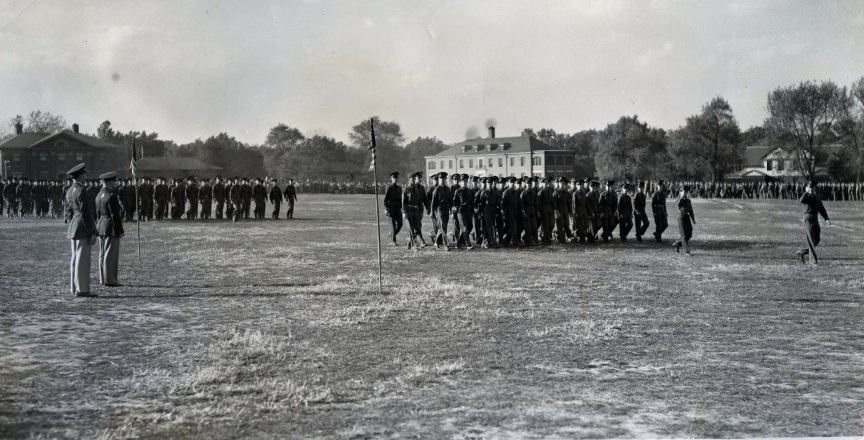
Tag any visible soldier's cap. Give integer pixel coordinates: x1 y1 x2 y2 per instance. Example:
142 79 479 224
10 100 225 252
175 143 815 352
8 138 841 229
409 172 421 179
507 176 517 183
657 180 666 185
66 162 87 178
451 174 460 180
187 176 195 180
683 185 691 191
415 171 423 178
540 177 551 183
461 174 470 180
98 171 118 181
437 172 448 179
590 180 600 187
389 171 399 178
625 183 635 191
271 178 277 182
606 180 615 186
490 176 499 182
807 180 818 187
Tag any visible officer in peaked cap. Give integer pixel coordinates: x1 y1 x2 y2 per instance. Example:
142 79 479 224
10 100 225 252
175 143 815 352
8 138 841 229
634 180 650 242
65 163 98 296
383 171 403 245
652 179 669 242
96 171 124 287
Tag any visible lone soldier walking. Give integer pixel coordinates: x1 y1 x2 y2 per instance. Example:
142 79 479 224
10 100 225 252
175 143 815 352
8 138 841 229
252 178 267 220
269 178 283 219
796 181 831 264
383 172 403 245
284 178 297 219
634 181 650 242
65 163 97 297
652 180 669 242
96 172 123 286
672 185 696 255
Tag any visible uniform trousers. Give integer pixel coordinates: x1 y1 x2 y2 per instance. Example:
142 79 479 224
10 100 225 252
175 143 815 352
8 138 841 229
272 201 281 219
635 210 650 237
388 208 403 241
70 239 92 294
674 215 693 253
99 236 120 285
619 215 633 240
482 210 498 248
522 208 538 244
285 200 295 219
200 200 212 219
434 208 450 246
405 209 423 245
214 200 225 219
456 209 473 248
653 207 668 240
799 215 821 263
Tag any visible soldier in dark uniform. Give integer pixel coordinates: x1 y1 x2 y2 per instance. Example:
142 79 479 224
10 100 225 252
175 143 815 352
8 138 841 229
599 180 618 242
96 171 124 286
402 172 427 249
213 176 226 220
426 174 440 243
0 179 4 217
571 179 589 243
501 177 521 247
185 177 199 220
139 177 154 221
199 178 213 220
17 178 31 217
552 177 571 243
65 163 97 297
673 185 696 255
154 177 169 220
170 178 186 220
520 177 538 245
284 178 298 219
225 178 235 219
796 181 831 264
430 172 452 249
448 174 461 244
652 180 669 242
230 178 244 222
268 178 283 219
252 178 267 220
477 177 500 248
119 179 133 222
634 181 650 242
383 172 403 245
472 176 485 245
4 178 17 217
492 177 507 244
453 173 474 249
241 178 252 219
537 177 554 245
586 180 601 242
618 183 634 242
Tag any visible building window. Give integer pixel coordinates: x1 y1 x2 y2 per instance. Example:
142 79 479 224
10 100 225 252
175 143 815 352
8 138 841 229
429 161 436 170
463 145 471 152
439 160 444 169
503 143 511 150
777 159 784 171
566 156 574 165
448 160 453 169
476 145 485 151
785 160 792 171
520 157 525 166
478 160 483 169
766 160 773 171
509 157 514 167
488 158 493 167
498 158 503 167
469 159 474 168
40 154 48 161
459 159 464 168
532 156 541 166
76 153 84 161
490 144 498 151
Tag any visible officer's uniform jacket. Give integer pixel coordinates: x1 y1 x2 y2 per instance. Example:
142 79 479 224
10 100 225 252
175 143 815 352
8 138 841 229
65 182 97 240
96 186 124 237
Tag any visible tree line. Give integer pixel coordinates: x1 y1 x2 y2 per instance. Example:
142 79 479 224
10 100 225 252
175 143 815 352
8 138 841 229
3 75 863 182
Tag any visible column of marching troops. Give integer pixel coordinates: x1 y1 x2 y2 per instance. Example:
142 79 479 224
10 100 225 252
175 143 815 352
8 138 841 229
384 171 680 250
0 176 299 222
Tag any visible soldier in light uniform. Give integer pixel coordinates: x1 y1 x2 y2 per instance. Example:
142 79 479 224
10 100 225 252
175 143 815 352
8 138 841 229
634 181 650 242
96 172 124 286
65 163 97 297
383 172 403 245
652 180 669 242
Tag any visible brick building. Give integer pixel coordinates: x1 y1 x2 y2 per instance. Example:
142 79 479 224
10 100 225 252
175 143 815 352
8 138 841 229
424 127 578 184
0 122 126 179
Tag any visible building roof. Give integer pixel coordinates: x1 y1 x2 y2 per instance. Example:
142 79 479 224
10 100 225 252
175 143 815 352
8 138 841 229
136 156 222 171
0 130 121 150
743 145 775 167
428 135 559 158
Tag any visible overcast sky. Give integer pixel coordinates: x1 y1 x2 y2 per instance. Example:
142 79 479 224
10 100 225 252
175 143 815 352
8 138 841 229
0 0 862 145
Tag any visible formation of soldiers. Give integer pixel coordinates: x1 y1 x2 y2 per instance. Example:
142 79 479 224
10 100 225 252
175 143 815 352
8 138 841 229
385 171 679 250
661 180 864 201
0 176 298 222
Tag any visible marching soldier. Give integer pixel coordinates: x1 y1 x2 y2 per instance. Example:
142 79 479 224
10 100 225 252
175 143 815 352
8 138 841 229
269 178 283 219
618 183 634 242
252 178 267 220
520 177 538 245
652 180 669 242
154 177 169 221
170 178 186 220
552 177 571 243
430 172 452 249
96 171 124 286
383 172 403 245
586 180 601 242
3 178 15 217
213 176 226 220
402 172 427 249
426 174 440 242
599 180 618 242
230 178 244 222
537 177 555 245
477 177 500 248
225 178 235 220
571 179 589 243
634 181 650 242
199 178 213 219
501 177 521 247
185 177 199 220
65 163 97 297
673 185 696 255
284 178 297 219
453 173 474 249
241 178 252 219
796 181 831 264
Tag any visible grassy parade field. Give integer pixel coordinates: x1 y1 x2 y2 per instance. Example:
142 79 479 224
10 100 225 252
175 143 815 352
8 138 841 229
1 194 863 439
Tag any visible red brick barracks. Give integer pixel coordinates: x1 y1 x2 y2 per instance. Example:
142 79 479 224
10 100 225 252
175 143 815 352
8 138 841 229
424 127 578 184
0 122 126 180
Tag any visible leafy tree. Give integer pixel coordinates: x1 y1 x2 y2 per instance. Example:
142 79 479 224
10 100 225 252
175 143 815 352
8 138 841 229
404 137 447 175
833 77 864 182
765 80 843 180
348 116 406 178
595 115 668 181
24 110 68 133
179 133 264 177
264 123 305 150
669 97 743 182
741 125 769 146
261 123 306 179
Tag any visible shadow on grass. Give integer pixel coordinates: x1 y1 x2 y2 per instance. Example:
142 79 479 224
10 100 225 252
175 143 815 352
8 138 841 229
123 282 316 288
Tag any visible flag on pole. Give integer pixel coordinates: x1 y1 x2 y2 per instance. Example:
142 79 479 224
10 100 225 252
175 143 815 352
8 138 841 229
368 118 377 172
130 138 138 177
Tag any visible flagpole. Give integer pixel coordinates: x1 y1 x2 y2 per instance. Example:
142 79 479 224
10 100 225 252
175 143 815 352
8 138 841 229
131 138 141 262
370 118 383 295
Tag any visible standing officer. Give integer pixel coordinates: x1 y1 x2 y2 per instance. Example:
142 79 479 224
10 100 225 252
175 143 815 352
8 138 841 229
283 178 298 219
153 177 169 220
213 176 226 219
618 183 634 242
599 180 618 242
520 177 538 245
453 173 474 249
269 178 284 219
552 177 571 243
96 171 124 286
501 177 521 246
401 172 424 249
185 177 199 220
430 172 452 249
537 177 555 245
252 178 267 220
241 178 253 219
634 181 650 242
796 181 831 264
384 172 403 245
65 163 97 297
652 180 669 242
199 178 213 220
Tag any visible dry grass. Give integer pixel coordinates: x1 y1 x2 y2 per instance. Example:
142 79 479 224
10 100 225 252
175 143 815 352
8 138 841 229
2 195 863 438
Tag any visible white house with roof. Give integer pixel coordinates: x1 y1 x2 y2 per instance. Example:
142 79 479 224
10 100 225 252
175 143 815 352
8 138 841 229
730 144 843 182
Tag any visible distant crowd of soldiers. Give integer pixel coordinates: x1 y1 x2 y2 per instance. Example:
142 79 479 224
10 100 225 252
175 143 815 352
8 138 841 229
0 176 298 222
385 171 683 250
660 180 864 201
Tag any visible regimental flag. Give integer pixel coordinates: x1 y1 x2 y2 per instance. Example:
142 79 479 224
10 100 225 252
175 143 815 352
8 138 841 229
368 118 377 172
130 138 138 177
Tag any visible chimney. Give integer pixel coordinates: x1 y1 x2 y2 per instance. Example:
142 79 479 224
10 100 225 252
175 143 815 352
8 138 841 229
72 123 79 134
14 122 23 135
488 126 495 139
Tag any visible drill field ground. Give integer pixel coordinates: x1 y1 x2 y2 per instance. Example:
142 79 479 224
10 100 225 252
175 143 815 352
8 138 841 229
1 195 863 439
